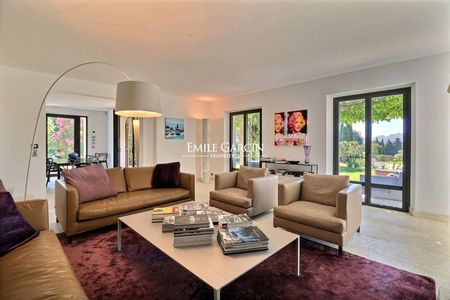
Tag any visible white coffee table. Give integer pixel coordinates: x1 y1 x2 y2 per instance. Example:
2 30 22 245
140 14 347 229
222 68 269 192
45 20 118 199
117 211 299 300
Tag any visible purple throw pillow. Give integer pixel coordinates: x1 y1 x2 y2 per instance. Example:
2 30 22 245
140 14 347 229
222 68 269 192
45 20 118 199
0 192 39 256
62 164 117 204
0 179 6 192
152 162 181 188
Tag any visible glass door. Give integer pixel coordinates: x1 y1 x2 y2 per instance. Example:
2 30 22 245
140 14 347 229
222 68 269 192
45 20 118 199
46 114 88 162
333 88 411 211
229 109 262 171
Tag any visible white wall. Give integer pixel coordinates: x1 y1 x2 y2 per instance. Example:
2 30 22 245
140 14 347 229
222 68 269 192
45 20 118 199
0 65 210 199
142 93 210 177
210 54 450 217
46 106 111 159
0 65 116 199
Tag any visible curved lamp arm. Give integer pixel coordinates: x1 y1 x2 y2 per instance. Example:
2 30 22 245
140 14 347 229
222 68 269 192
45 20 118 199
24 61 132 200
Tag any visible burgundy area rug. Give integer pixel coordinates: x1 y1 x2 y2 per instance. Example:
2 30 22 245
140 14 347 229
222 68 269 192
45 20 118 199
58 227 435 300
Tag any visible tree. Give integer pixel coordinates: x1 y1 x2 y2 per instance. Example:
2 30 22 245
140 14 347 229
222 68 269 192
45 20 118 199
339 95 403 125
339 141 365 168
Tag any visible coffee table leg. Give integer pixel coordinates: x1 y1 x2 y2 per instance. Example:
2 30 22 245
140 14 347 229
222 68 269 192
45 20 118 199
214 288 221 300
117 219 122 251
297 235 300 276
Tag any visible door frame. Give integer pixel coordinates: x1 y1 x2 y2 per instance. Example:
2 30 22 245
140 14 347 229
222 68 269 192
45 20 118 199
229 109 262 171
333 87 411 212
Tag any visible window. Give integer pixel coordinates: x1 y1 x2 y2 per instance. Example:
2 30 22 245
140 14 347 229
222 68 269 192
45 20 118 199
229 109 262 171
46 114 88 162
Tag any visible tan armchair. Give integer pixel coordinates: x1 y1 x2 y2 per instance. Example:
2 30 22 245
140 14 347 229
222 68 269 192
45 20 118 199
210 166 278 217
274 173 362 254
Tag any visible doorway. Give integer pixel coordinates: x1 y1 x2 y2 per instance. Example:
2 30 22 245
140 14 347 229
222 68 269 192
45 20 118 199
333 88 411 211
229 109 262 171
46 114 88 162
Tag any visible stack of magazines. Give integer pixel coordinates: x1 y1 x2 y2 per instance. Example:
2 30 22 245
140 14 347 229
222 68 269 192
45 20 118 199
181 201 230 224
173 214 214 247
151 206 180 223
217 226 269 254
181 201 209 214
218 214 252 229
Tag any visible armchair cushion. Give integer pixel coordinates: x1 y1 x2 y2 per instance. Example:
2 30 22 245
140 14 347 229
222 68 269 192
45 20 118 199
301 173 349 206
236 166 267 190
274 200 346 234
215 172 238 190
210 188 252 208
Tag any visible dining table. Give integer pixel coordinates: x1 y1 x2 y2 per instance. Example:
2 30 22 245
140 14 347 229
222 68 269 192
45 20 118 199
55 159 91 179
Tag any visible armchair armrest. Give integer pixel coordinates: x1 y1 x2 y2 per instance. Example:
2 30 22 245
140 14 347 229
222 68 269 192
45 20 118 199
214 172 238 190
180 172 195 200
248 175 278 214
278 181 302 206
336 184 362 233
16 199 49 231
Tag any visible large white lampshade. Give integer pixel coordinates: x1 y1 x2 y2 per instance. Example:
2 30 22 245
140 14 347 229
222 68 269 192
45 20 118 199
115 81 162 118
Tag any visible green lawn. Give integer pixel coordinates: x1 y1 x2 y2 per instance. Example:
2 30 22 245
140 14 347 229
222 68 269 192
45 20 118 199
339 163 365 182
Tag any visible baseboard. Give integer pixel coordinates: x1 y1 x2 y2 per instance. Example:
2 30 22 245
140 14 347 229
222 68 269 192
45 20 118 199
409 207 450 224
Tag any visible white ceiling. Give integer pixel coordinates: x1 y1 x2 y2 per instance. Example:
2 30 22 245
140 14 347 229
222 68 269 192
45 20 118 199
1 0 449 101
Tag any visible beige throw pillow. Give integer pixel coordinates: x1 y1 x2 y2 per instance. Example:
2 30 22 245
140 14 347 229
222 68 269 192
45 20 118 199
236 166 267 190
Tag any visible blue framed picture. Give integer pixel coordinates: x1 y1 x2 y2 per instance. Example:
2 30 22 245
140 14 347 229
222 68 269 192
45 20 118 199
165 118 185 140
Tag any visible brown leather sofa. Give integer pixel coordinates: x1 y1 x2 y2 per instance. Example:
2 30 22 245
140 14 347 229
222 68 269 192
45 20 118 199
56 166 195 236
274 173 362 254
210 166 278 217
0 199 87 299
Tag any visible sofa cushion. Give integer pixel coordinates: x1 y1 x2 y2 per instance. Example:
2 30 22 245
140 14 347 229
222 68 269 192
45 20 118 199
0 192 39 256
301 173 349 206
0 230 88 299
106 167 127 193
274 201 346 234
210 188 252 208
236 166 267 190
62 164 117 204
124 167 155 192
78 188 190 221
152 162 181 188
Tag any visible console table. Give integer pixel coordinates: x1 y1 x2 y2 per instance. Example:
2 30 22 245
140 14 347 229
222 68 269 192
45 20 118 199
262 161 318 176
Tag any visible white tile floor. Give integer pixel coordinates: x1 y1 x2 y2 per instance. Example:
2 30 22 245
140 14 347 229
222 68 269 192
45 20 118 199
46 179 450 299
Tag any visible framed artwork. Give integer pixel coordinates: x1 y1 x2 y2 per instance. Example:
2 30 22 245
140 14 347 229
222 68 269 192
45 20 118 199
165 118 184 140
274 110 307 146
274 112 287 146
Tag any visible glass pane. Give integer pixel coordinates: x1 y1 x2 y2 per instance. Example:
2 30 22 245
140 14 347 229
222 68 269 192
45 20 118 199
231 114 244 170
79 117 87 159
338 99 366 183
371 94 404 187
47 116 75 162
246 112 261 168
371 189 403 208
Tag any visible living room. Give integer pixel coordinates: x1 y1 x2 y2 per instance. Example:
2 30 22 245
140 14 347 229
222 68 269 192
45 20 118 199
1 1 449 299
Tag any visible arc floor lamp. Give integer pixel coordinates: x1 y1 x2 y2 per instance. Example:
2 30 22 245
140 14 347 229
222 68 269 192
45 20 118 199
24 61 162 200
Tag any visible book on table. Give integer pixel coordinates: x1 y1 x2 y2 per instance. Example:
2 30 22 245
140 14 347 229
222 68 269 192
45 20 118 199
181 201 209 213
218 214 252 229
152 206 180 223
217 225 269 254
173 216 214 247
162 216 176 232
174 214 210 229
